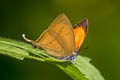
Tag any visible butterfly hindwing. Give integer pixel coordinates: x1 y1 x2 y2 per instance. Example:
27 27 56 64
36 14 75 57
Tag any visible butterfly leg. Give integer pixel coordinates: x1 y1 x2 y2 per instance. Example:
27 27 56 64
60 52 78 64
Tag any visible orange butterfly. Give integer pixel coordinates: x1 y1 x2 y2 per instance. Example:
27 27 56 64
22 13 88 61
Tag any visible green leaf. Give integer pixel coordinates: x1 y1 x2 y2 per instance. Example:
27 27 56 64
0 37 105 80
75 56 105 80
0 42 29 60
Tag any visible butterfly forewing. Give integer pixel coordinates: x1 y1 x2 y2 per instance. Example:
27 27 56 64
36 14 75 57
73 19 88 51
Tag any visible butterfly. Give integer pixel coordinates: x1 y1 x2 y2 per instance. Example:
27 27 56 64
22 13 88 61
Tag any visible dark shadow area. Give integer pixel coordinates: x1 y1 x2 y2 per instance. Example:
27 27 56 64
0 55 72 80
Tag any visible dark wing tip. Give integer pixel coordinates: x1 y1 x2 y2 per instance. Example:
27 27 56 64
74 18 88 34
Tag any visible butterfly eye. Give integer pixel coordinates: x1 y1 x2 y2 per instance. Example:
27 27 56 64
32 44 36 48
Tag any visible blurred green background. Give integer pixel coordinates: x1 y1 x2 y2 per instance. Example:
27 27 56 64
0 0 120 80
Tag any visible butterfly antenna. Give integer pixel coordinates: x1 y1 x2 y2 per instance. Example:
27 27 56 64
22 34 32 43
